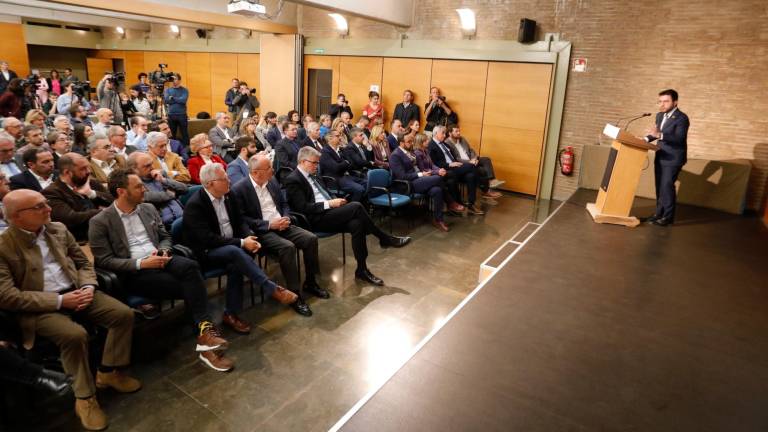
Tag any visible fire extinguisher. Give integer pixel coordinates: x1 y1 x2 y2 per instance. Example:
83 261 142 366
559 146 574 176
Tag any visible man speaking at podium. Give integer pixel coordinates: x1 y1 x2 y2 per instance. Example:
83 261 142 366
644 89 689 226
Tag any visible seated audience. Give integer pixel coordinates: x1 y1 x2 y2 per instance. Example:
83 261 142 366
427 126 484 215
275 122 302 178
182 164 301 321
391 134 460 232
446 124 503 201
126 115 149 151
119 92 138 124
320 130 366 202
10 148 55 192
47 130 71 166
92 108 114 136
342 128 375 173
130 87 151 117
354 115 371 139
339 111 353 139
71 123 92 155
284 147 411 286
232 154 328 308
226 136 258 184
146 131 190 183
239 114 271 152
68 103 92 128
89 169 234 372
387 119 403 152
0 172 9 231
394 89 420 127
406 119 421 137
24 109 49 135
0 329 73 397
330 117 349 147
154 120 189 163
208 112 236 160
0 189 139 431
187 133 227 185
301 121 324 152
52 115 72 137
369 125 391 169
361 91 383 128
318 114 332 138
43 152 113 242
263 111 281 146
2 116 23 146
297 114 314 141
413 133 465 213
108 125 133 158
0 132 21 178
127 152 187 227
88 133 125 186
329 93 352 120
14 125 47 165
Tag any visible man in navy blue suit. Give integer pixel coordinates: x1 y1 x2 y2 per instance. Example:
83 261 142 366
387 119 403 152
275 122 302 180
645 89 689 226
428 125 484 215
320 130 366 202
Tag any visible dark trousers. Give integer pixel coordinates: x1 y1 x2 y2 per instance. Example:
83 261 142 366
654 159 683 221
476 157 495 191
309 202 388 271
124 255 210 325
206 245 277 314
338 175 367 202
259 226 319 294
412 175 445 221
0 345 42 386
446 163 478 205
168 114 189 147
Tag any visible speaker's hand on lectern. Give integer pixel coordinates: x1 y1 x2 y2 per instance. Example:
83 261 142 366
646 125 660 139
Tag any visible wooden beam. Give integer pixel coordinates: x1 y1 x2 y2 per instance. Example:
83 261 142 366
46 0 297 34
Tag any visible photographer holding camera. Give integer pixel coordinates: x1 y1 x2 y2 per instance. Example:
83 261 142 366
163 73 189 146
424 87 457 135
329 93 353 120
231 81 260 129
56 81 89 115
97 73 124 126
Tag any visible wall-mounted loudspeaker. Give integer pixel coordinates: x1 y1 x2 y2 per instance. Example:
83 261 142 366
518 18 536 43
195 29 207 39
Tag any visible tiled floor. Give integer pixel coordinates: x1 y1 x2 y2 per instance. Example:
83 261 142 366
32 193 549 432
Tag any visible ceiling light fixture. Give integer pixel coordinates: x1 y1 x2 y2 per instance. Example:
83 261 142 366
328 13 349 37
455 8 476 38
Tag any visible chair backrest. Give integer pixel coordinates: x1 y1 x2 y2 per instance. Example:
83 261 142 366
366 169 391 198
179 185 202 206
170 217 184 243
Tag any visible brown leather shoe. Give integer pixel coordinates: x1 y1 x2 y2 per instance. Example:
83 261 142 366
432 219 450 232
199 350 234 372
222 312 251 334
448 202 465 212
75 396 108 431
271 286 298 305
467 204 485 215
196 321 229 352
95 370 142 393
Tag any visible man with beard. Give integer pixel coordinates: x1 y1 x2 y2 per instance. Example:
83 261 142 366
226 136 259 184
43 152 113 241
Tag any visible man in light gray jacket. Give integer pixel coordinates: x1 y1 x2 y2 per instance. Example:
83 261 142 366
97 74 123 125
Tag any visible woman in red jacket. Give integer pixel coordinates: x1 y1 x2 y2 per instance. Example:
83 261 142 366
187 133 227 184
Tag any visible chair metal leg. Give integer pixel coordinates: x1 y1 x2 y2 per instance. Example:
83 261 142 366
217 276 222 292
341 233 346 264
250 280 255 307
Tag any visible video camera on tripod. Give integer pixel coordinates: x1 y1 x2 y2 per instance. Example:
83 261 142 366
149 64 176 90
105 71 125 86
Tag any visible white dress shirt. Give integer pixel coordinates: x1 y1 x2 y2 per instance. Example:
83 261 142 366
30 171 54 190
92 158 116 178
434 139 455 163
32 226 74 309
250 176 280 222
453 140 470 160
114 204 157 269
205 189 234 239
297 167 331 210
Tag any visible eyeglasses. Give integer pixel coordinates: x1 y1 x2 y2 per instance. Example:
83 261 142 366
18 201 50 213
212 177 229 183
305 160 320 165
141 163 153 169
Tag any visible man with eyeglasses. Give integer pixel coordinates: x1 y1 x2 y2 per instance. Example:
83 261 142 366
127 151 187 228
208 112 236 160
284 147 411 286
88 133 125 186
108 125 133 158
126 115 149 152
0 132 22 178
231 154 326 314
47 131 71 168
0 189 139 431
43 152 113 242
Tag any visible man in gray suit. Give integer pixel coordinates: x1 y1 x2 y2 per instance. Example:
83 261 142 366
208 112 236 161
88 168 234 372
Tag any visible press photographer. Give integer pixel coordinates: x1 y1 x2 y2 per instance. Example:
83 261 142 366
56 80 90 114
424 86 457 134
97 72 124 125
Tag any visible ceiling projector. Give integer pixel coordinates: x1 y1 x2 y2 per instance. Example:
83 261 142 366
228 0 267 16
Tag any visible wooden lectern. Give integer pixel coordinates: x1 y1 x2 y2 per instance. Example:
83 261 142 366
586 124 658 227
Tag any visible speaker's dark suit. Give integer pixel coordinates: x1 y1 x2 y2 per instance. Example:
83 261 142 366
646 108 689 221
275 137 302 179
428 139 478 205
230 176 319 292
320 144 366 202
341 143 374 172
9 170 54 192
283 168 387 271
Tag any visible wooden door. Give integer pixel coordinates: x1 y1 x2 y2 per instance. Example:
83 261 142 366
481 62 553 195
303 55 340 114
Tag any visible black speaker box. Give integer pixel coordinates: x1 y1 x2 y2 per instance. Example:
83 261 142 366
518 18 536 43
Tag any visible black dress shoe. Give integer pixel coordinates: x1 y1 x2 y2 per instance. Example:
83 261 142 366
651 217 673 226
304 282 330 299
291 298 313 317
355 269 384 286
642 214 660 223
380 236 412 249
34 368 74 397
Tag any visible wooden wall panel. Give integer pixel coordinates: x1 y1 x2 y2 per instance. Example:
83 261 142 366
85 57 113 86
303 55 340 114
210 53 238 115
259 34 296 117
237 53 260 111
338 56 383 119
481 62 553 195
0 23 30 76
381 57 432 129
430 60 488 148
90 50 125 60
185 52 212 118
124 51 145 89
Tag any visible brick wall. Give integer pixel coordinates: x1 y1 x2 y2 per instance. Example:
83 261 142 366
299 1 768 210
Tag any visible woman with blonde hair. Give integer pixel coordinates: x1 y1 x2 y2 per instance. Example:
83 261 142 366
24 109 49 135
369 124 390 169
318 113 332 138
238 113 271 151
187 133 228 184
331 117 348 146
